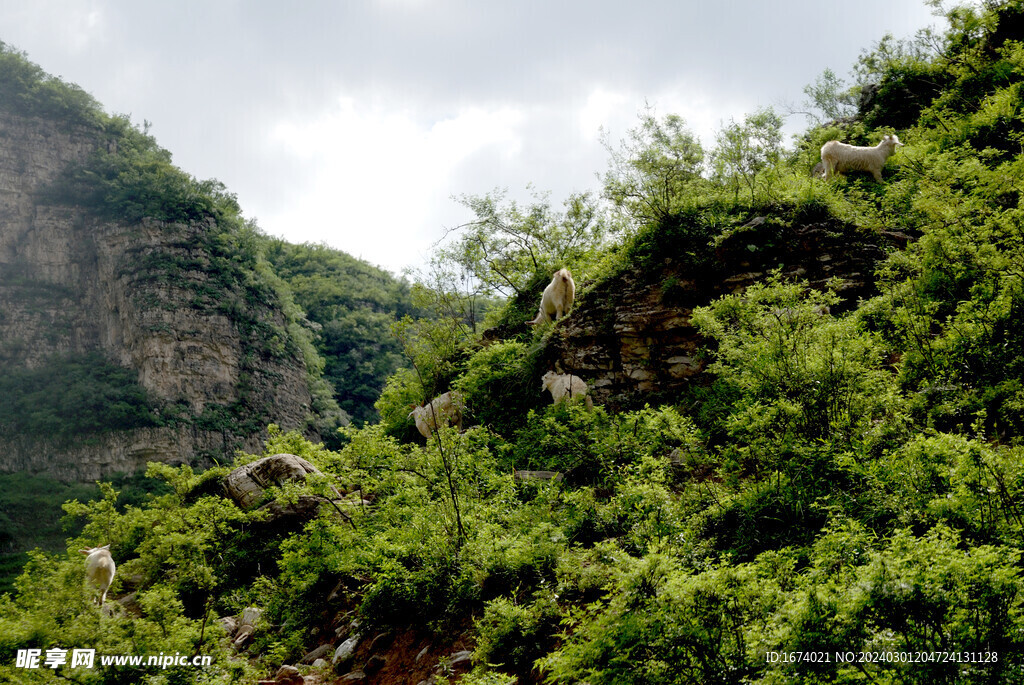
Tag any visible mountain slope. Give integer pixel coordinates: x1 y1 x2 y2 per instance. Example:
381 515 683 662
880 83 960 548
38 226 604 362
263 240 418 428
0 43 343 481
2 3 1024 685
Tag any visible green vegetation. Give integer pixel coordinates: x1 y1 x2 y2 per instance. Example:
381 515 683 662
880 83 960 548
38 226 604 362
48 116 240 225
263 241 418 426
0 473 170 596
4 2 1024 684
0 353 158 440
0 475 98 596
0 41 104 129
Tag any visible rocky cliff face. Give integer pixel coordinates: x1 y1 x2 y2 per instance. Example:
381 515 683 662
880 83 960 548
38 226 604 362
542 218 906 410
0 110 317 481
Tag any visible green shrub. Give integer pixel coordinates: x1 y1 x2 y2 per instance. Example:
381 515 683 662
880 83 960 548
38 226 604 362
693 473 828 560
541 553 777 684
0 41 103 128
769 524 1024 684
468 523 560 600
560 488 620 547
510 404 616 480
693 275 897 459
374 366 425 439
359 555 476 632
454 341 544 437
474 593 561 678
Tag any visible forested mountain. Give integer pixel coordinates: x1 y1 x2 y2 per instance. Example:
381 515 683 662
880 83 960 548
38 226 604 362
3 2 1024 684
263 241 419 427
0 42 410 595
0 40 345 482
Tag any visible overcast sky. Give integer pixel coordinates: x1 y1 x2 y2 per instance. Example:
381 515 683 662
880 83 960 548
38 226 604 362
1 0 941 276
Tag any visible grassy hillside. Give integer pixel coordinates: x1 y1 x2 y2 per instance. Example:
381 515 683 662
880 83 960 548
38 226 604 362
3 2 1024 684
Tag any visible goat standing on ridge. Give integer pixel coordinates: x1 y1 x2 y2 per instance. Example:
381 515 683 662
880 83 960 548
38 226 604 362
528 269 575 325
820 133 903 182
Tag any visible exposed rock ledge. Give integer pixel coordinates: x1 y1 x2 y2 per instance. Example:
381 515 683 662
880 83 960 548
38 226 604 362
537 219 906 410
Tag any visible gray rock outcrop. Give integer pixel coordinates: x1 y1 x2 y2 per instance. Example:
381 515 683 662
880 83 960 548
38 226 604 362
223 454 322 509
540 219 901 410
0 106 325 481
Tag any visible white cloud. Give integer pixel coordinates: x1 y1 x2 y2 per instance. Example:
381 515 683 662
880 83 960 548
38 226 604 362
579 87 630 142
0 0 106 54
262 96 525 273
0 0 942 276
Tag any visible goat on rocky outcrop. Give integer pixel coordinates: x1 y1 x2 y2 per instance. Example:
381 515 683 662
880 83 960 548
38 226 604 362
820 133 903 182
528 269 575 325
541 371 593 409
79 545 116 606
408 391 465 438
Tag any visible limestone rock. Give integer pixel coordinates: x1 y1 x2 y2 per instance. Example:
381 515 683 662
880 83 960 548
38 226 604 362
273 665 304 685
364 654 386 674
530 218 898 412
368 632 392 653
332 633 363 668
448 650 473 671
218 616 239 637
115 591 142 616
0 108 331 482
300 644 334 665
223 454 321 509
435 650 473 676
513 470 564 482
233 607 262 647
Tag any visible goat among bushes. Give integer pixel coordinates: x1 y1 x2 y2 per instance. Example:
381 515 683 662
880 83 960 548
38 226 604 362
79 545 116 606
820 133 903 182
408 391 465 438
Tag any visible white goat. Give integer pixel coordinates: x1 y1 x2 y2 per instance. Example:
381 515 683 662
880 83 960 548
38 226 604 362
528 269 575 325
541 371 593 409
79 545 116 606
820 133 903 182
408 391 464 438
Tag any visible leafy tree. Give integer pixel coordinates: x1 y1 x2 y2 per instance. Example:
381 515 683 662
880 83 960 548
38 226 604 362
0 41 103 127
601 107 706 226
799 67 859 124
263 240 419 425
441 188 614 301
711 107 784 203
694 276 895 448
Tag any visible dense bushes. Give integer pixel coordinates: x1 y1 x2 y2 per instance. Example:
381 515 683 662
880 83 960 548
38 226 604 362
264 241 418 425
0 41 103 128
0 466 264 684
0 352 158 439
454 341 545 437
